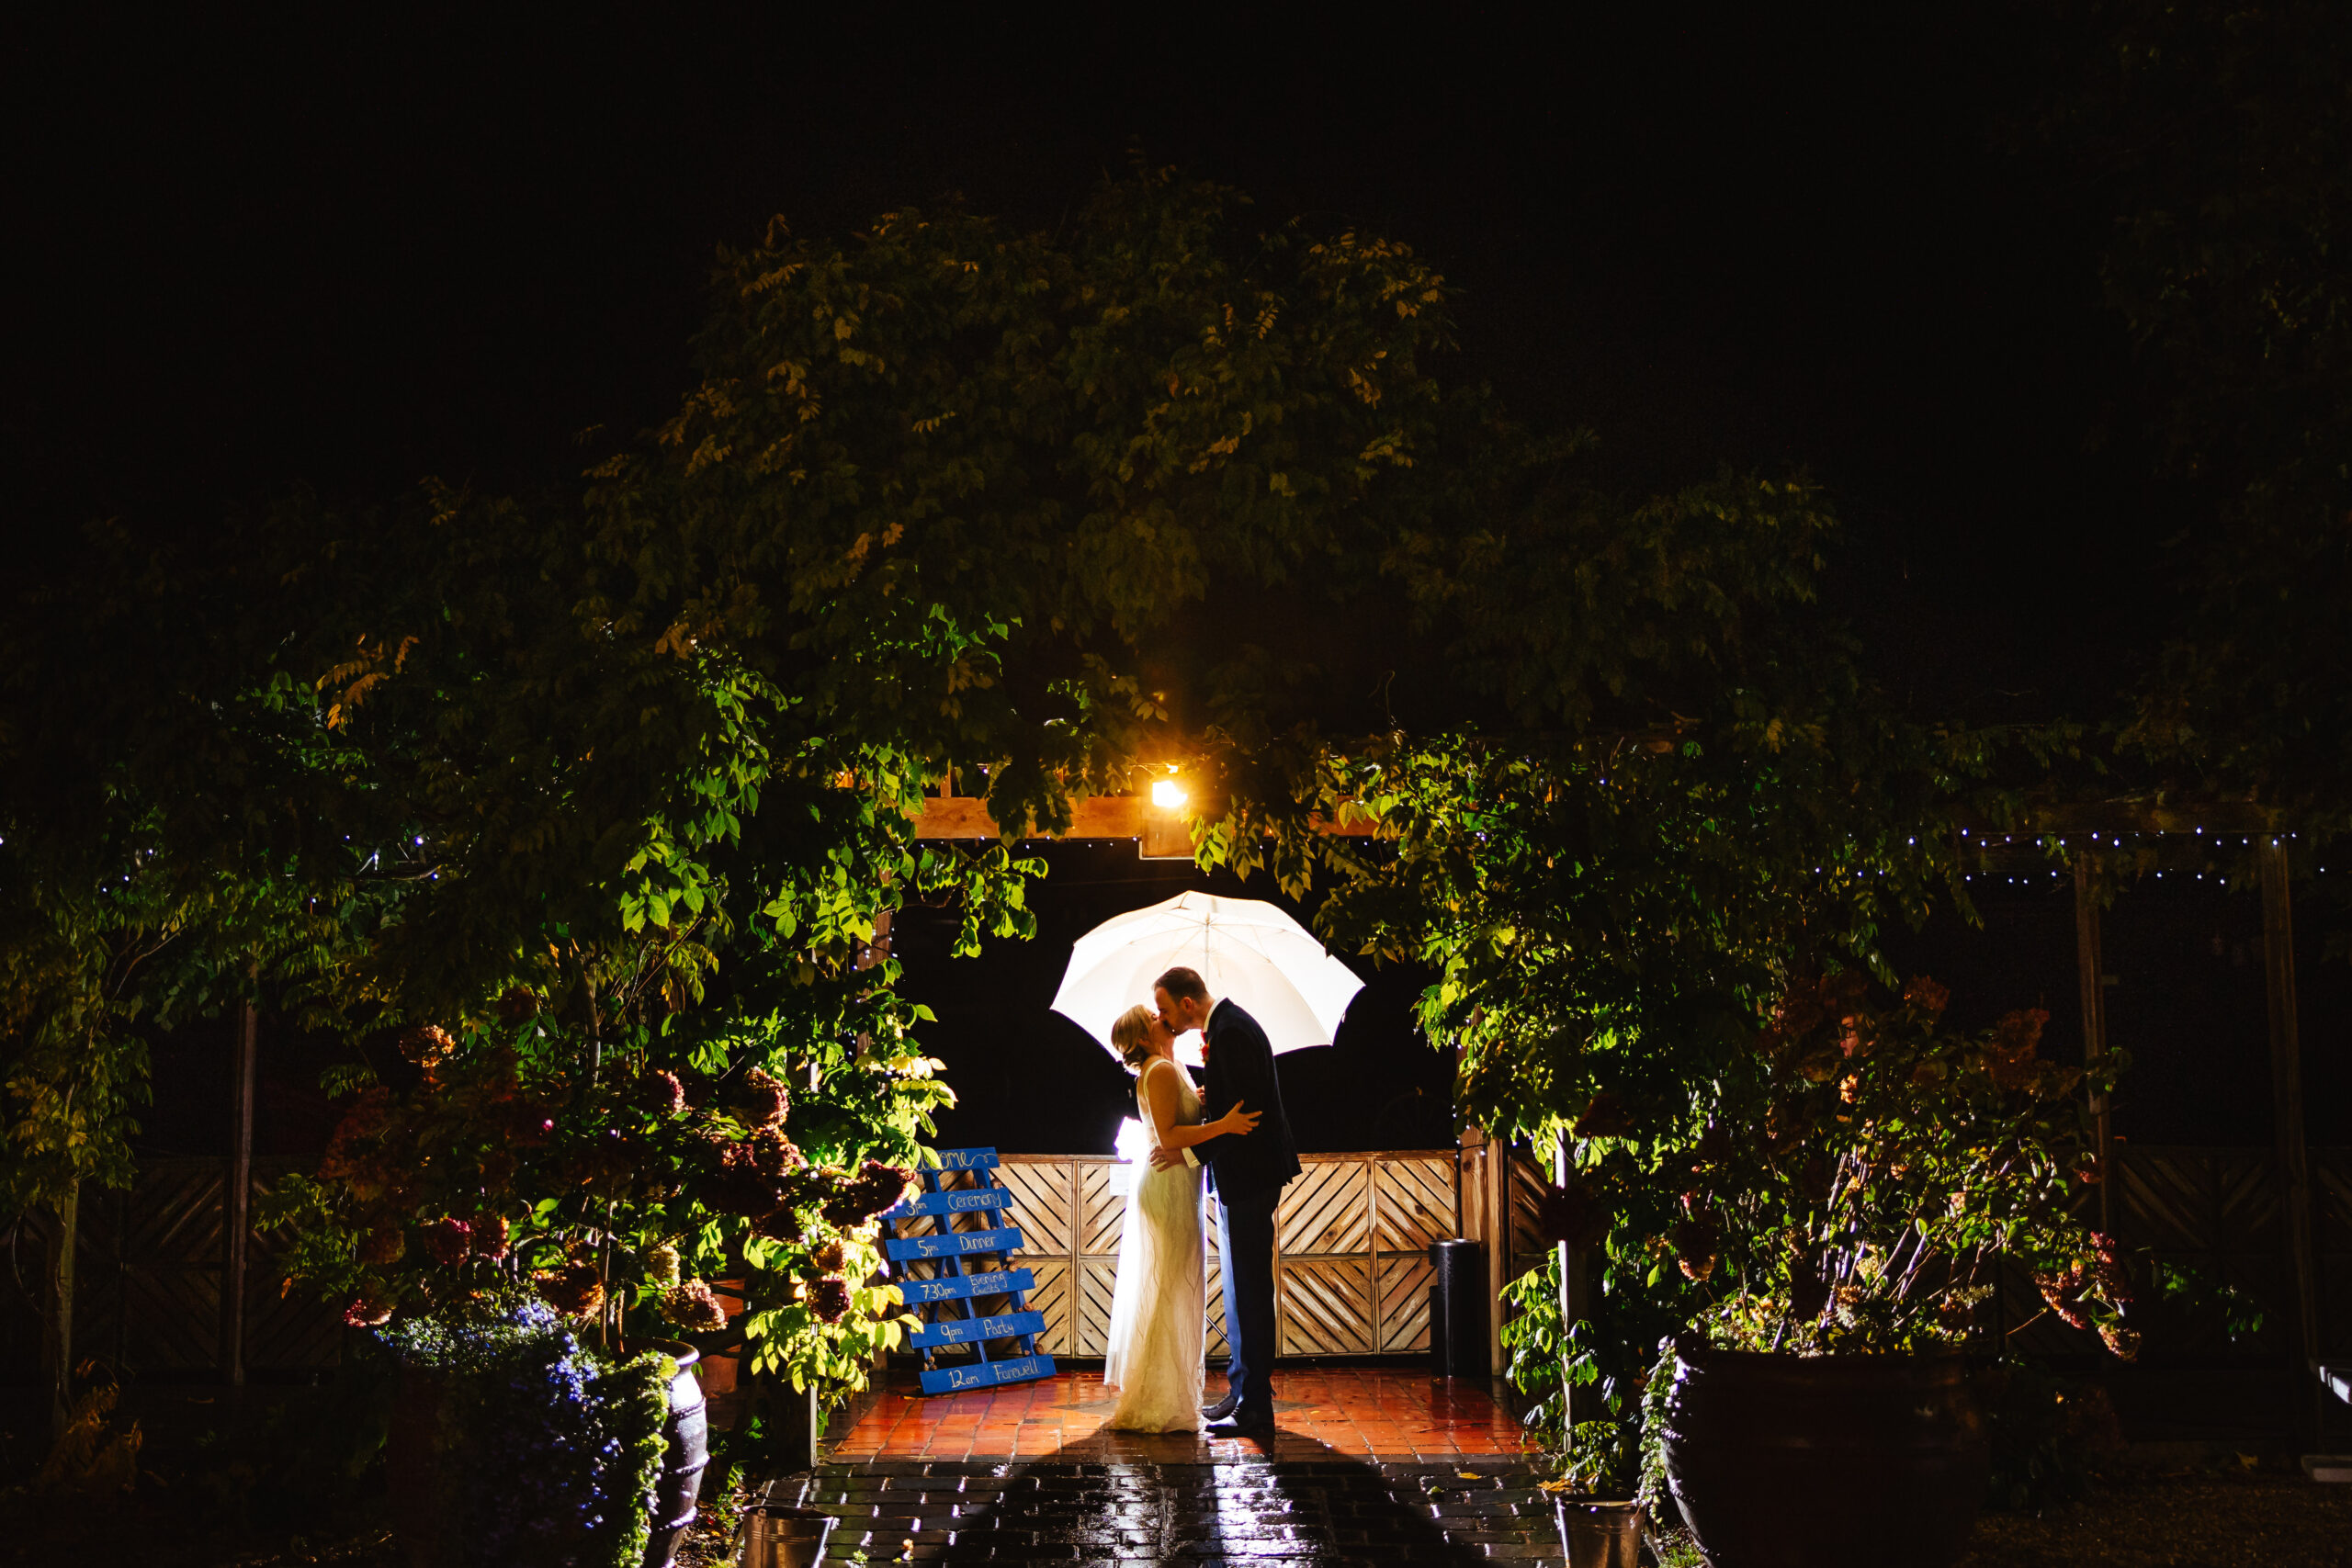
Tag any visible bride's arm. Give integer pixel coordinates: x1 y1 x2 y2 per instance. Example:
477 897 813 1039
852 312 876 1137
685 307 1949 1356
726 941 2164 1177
1143 1062 1260 1149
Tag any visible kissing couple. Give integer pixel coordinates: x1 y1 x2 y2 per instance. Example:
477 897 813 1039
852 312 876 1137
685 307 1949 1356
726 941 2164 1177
1100 965 1301 1435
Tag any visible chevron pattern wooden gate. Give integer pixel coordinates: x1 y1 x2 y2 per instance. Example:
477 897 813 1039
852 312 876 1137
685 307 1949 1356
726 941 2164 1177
993 1152 1458 1359
44 1156 345 1380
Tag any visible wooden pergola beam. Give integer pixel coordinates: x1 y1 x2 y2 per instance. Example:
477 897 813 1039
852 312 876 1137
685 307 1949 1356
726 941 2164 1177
909 793 1379 849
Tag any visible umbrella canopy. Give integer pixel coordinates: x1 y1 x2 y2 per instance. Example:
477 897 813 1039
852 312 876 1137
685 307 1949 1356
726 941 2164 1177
1051 890 1366 1064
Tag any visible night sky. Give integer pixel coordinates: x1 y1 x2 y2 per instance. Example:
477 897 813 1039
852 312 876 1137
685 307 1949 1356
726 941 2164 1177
14 10 2338 1156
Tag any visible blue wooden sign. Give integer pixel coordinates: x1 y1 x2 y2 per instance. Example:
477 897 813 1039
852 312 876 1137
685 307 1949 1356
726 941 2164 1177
898 1268 1035 1304
910 1310 1046 1348
884 1225 1023 1261
919 1353 1051 1394
887 1147 1055 1396
886 1187 1011 1219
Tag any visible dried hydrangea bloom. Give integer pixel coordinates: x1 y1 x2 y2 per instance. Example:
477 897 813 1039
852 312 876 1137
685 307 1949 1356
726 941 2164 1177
319 1087 395 1184
662 1280 729 1333
469 1213 510 1261
729 1067 788 1127
1902 976 1951 1015
636 1069 687 1118
344 1292 395 1327
398 1024 456 1066
2033 1262 2094 1330
808 1278 853 1324
1669 1215 1720 1282
1985 1009 2049 1090
420 1217 472 1267
748 1126 805 1178
821 1161 915 1226
646 1242 683 1288
538 1260 606 1318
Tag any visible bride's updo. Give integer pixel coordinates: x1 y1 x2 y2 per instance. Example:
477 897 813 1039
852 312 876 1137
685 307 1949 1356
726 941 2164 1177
1111 1005 1161 1072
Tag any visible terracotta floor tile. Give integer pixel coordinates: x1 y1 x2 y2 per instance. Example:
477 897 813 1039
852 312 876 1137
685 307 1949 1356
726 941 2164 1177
827 1363 1529 1461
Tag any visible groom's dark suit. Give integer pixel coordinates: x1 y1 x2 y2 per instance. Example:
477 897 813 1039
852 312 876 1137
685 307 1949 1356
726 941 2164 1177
1193 997 1300 1421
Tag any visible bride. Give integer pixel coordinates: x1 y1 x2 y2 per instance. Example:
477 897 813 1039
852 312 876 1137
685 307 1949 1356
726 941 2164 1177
1102 1005 1260 1432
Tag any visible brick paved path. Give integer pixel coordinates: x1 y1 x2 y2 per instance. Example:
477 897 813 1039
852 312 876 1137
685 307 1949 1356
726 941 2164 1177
791 1456 1566 1565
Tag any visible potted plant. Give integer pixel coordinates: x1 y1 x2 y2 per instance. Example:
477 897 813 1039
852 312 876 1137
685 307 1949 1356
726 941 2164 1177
265 963 940 1565
1540 1416 1647 1568
377 1293 680 1568
1624 973 2135 1568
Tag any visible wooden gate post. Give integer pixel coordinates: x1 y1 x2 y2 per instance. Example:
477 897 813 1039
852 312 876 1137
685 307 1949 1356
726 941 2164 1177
2257 840 2321 1444
221 1003 257 1391
2073 854 2114 1237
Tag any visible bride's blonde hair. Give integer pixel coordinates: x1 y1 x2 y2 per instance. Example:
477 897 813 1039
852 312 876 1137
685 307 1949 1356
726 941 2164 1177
1111 1005 1161 1072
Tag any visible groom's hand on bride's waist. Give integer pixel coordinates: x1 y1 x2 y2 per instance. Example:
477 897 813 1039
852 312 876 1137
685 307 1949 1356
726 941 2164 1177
1148 1145 1187 1171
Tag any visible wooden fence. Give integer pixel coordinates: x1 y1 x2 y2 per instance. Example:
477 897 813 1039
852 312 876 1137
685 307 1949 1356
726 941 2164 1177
6 1143 2342 1384
972 1152 1472 1359
2002 1144 2352 1360
2 1157 346 1382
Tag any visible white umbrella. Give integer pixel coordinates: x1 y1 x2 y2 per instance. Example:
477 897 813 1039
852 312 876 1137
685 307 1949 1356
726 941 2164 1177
1051 890 1366 1065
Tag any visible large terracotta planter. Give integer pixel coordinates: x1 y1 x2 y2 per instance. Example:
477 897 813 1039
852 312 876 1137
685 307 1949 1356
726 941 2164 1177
1660 1349 1987 1568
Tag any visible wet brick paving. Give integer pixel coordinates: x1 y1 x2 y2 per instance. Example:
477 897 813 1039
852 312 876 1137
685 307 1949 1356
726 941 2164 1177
787 1456 1565 1565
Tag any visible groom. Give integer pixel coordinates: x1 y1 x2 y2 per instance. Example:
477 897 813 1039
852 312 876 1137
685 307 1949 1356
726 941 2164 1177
1150 965 1300 1434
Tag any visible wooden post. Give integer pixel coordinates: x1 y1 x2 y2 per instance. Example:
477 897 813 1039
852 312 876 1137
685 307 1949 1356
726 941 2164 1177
1485 1136 1508 1376
1555 1134 1584 1428
778 1383 821 1472
2257 841 2321 1444
221 1002 257 1391
2073 854 2114 1236
41 1183 77 1438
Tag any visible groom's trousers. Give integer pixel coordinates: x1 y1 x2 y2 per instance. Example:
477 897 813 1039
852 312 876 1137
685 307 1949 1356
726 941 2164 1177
1215 1188 1280 1415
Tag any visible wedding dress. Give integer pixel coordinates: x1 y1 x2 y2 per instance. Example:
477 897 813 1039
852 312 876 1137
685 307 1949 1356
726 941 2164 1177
1102 1055 1206 1432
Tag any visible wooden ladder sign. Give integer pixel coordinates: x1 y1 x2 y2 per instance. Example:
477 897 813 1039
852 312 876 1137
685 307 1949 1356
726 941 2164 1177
882 1147 1057 1393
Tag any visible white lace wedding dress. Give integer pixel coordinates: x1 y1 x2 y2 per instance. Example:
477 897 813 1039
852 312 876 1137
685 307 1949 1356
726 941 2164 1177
1102 1055 1206 1432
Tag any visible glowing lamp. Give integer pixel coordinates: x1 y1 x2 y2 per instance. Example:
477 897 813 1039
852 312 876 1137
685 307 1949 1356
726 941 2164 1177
1150 778 1188 809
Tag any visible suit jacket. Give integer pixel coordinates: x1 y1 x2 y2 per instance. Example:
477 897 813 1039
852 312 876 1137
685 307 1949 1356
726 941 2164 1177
1195 998 1302 1206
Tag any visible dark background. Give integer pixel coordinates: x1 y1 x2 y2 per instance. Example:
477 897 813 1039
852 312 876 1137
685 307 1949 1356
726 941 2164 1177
10 8 2341 1157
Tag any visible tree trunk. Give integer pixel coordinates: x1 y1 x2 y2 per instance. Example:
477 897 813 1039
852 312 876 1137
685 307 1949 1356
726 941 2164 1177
42 1183 78 1438
221 1002 256 1392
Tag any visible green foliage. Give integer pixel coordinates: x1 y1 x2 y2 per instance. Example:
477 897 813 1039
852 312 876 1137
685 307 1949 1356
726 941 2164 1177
2145 1258 2267 1345
1668 974 2131 1359
2037 2 2352 872
1500 1257 1572 1452
1982 1359 2124 1515
582 164 1473 840
2 164 2113 1502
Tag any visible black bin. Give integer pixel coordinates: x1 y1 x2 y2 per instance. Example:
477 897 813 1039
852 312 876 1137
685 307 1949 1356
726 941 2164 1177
1427 1238 1487 1376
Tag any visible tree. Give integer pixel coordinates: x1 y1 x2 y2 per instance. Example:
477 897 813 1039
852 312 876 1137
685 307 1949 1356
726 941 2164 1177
6 166 1996 1446
2040 2 2352 859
